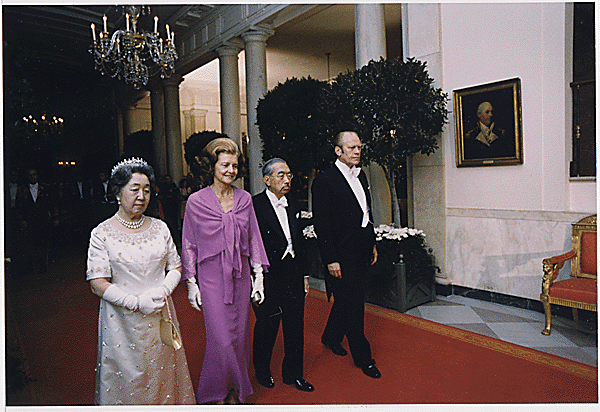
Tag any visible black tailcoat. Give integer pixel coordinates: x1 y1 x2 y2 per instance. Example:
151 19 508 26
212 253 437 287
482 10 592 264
251 190 308 379
311 164 376 367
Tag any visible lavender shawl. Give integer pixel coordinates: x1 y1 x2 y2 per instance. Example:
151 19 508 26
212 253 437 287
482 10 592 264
181 186 269 304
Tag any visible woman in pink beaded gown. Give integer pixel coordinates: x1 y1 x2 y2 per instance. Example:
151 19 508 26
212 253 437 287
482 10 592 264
181 138 269 404
86 158 195 405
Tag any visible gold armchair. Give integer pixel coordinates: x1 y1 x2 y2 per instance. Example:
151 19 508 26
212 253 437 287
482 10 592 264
540 214 597 335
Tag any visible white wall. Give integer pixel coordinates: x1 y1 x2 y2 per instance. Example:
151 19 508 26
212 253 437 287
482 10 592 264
435 3 595 299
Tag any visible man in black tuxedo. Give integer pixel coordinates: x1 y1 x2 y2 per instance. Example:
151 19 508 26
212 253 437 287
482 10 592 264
311 130 381 379
16 168 53 274
91 171 117 226
252 158 315 392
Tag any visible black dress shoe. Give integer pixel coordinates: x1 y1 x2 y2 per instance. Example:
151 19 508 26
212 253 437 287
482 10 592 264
283 376 315 392
360 363 381 379
321 339 348 356
256 374 275 388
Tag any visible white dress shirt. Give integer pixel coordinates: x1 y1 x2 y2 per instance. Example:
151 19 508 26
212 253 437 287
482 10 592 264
266 189 295 260
335 159 370 228
29 183 39 203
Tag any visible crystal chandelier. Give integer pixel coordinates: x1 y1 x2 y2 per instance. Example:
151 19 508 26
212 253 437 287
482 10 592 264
89 6 178 89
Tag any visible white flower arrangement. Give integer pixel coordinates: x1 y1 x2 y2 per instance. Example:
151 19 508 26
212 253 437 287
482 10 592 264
302 221 426 242
300 211 313 219
374 224 425 242
303 224 317 239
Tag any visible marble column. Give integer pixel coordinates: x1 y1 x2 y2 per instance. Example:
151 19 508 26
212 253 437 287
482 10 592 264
148 79 168 177
242 28 273 194
115 109 125 158
354 4 392 226
122 105 137 139
163 74 184 186
216 43 242 148
402 3 447 283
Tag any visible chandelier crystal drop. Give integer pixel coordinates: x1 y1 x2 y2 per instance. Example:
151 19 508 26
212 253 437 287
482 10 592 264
89 5 178 89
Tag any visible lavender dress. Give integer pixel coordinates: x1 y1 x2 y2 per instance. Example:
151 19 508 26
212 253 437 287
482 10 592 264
181 186 269 404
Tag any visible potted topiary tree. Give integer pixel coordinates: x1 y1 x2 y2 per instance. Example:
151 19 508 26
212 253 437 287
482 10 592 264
257 76 332 208
183 130 229 188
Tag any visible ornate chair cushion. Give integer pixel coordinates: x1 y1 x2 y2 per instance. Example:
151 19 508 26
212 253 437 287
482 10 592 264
548 278 597 305
580 232 597 276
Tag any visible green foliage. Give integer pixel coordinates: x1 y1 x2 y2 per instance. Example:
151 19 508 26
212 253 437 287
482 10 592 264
322 57 449 171
257 77 333 175
183 130 227 176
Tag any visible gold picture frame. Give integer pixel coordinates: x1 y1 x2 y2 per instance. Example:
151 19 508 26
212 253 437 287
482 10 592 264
454 78 523 167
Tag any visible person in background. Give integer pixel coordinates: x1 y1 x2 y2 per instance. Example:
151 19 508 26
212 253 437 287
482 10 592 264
91 171 117 226
69 172 92 239
5 170 21 271
17 168 52 274
311 130 381 379
86 157 195 405
181 138 269 405
252 158 314 392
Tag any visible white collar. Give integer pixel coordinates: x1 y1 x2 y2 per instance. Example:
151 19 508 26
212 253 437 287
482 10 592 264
266 188 287 207
335 159 360 178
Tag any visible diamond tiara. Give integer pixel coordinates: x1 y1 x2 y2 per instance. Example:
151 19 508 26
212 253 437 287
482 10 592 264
111 157 149 177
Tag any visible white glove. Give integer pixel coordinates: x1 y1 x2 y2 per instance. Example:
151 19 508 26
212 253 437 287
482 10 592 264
250 259 265 304
186 277 202 311
138 287 165 315
102 284 139 311
161 269 181 296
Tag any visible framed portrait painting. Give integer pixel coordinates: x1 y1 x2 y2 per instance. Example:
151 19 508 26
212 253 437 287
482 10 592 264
453 78 523 167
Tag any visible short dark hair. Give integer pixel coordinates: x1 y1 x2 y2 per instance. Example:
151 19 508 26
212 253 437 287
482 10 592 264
110 159 155 197
199 137 246 181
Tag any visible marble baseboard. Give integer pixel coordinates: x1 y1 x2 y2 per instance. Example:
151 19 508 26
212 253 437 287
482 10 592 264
436 284 598 327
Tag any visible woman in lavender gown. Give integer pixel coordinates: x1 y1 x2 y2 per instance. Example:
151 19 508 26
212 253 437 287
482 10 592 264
181 138 269 404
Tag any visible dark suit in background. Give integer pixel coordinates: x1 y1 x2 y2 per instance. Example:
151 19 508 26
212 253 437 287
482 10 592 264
252 190 307 383
311 160 377 370
16 170 53 274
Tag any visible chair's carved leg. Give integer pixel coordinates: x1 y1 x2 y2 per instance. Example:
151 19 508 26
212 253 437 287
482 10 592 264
572 308 579 324
541 298 552 335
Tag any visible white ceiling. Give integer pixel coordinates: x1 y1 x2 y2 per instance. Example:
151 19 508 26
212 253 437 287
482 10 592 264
187 4 402 89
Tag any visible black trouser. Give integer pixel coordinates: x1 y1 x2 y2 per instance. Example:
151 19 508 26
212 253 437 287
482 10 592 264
252 259 305 380
321 262 372 367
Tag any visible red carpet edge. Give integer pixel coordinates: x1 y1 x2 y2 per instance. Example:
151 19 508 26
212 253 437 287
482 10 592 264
311 288 598 382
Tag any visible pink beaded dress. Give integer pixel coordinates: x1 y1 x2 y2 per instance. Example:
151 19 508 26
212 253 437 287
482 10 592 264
86 217 195 405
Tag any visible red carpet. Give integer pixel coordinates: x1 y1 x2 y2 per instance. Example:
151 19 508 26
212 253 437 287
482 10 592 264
5 248 598 405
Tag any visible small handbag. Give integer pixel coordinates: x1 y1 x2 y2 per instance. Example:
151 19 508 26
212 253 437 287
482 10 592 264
160 291 182 350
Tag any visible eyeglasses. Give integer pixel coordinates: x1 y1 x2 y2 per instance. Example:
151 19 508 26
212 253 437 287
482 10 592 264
274 172 293 180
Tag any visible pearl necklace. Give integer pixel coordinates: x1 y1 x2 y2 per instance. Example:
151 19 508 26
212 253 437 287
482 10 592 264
115 213 145 230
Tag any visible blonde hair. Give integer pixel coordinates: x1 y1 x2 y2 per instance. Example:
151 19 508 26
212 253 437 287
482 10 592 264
198 137 246 179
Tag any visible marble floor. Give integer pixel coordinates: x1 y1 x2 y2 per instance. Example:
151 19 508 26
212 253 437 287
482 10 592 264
308 277 598 368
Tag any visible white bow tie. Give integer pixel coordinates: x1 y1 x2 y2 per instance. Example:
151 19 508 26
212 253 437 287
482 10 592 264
275 196 288 208
350 167 361 178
